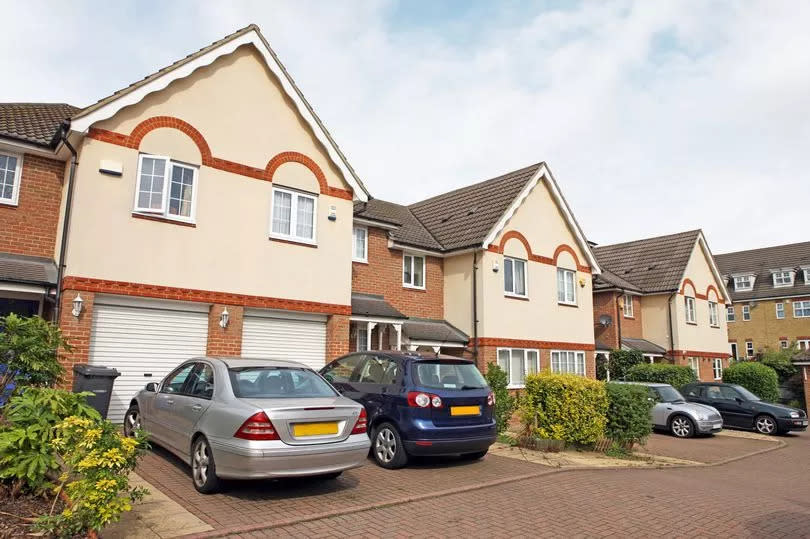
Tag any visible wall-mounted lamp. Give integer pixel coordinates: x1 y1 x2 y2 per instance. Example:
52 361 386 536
219 307 230 329
579 277 587 288
72 294 84 317
493 260 500 273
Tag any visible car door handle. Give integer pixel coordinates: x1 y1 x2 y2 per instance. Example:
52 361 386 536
165 399 175 405
191 404 203 412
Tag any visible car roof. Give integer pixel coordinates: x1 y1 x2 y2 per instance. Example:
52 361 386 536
350 350 473 362
199 357 311 369
611 381 669 388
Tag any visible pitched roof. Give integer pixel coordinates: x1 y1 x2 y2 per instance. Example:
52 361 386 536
0 103 79 148
354 199 442 251
593 268 643 293
351 293 406 319
0 253 58 285
592 230 701 294
714 241 810 302
403 318 469 344
621 338 667 355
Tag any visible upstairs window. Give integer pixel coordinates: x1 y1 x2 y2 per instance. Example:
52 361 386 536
803 268 810 283
780 340 789 349
135 155 198 222
733 275 754 291
0 152 21 206
504 257 527 297
726 305 735 322
775 303 785 320
772 271 794 288
271 187 317 243
709 301 719 327
352 226 367 262
403 254 425 288
557 268 576 305
685 296 696 324
622 294 634 318
742 305 751 321
794 300 810 318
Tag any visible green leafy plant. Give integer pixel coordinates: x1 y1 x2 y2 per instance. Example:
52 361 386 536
597 350 644 381
625 363 697 390
485 362 515 434
0 387 100 493
519 371 608 445
723 362 780 402
760 347 798 383
0 314 70 390
604 382 653 445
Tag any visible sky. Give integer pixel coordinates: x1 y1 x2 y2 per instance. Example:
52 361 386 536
3 0 809 253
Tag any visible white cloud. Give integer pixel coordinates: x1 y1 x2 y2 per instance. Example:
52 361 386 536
2 0 808 252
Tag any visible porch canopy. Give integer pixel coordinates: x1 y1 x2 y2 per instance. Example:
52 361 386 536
621 337 667 362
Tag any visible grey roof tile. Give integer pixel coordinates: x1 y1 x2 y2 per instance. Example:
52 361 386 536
0 253 57 285
621 338 667 355
403 318 469 344
714 241 810 302
0 103 79 147
351 293 406 319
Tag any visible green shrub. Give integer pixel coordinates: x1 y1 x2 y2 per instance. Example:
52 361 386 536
520 371 608 445
605 383 653 445
603 350 644 381
625 363 696 389
0 314 70 390
723 362 779 402
760 347 798 383
485 362 515 434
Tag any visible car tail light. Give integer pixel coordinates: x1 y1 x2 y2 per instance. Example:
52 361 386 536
351 407 367 434
487 392 495 406
234 411 279 440
407 391 443 408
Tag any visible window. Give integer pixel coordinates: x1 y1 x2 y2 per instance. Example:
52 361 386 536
187 363 214 399
688 357 700 379
798 340 810 350
497 348 539 387
793 300 810 318
804 268 810 284
726 305 735 322
161 363 195 394
270 187 317 243
0 152 21 205
414 361 487 390
557 268 576 305
229 367 337 398
780 340 789 349
730 342 738 359
135 154 198 221
776 303 785 319
504 257 527 297
772 271 794 287
733 275 753 291
403 254 425 288
706 385 739 401
321 354 365 384
746 341 754 358
356 326 368 352
709 301 718 327
685 296 696 324
712 358 723 380
551 350 586 376
357 356 399 385
352 226 367 262
622 294 634 318
742 305 751 321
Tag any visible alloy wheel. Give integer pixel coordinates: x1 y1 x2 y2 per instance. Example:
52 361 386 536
375 427 397 464
671 416 692 438
124 409 141 436
192 439 210 488
756 416 776 435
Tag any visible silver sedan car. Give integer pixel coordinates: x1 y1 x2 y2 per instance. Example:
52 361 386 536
123 357 371 493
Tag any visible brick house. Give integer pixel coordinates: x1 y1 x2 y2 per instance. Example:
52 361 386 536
0 25 371 421
352 163 602 388
591 230 732 382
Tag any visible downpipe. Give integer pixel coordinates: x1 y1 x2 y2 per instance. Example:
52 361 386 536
54 120 79 324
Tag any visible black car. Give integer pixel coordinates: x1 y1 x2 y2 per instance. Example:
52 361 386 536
682 382 808 435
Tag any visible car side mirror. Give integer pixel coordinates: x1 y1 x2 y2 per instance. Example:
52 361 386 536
145 382 158 392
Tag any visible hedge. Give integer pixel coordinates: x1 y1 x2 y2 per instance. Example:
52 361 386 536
520 372 608 445
605 383 653 445
484 363 516 434
723 362 779 402
625 363 696 389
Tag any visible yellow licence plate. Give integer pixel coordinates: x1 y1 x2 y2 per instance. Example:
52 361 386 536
293 422 339 437
450 406 481 417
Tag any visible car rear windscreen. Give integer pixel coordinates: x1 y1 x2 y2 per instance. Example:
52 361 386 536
229 367 337 398
413 361 488 390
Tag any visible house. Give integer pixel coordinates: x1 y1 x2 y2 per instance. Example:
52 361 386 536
0 25 371 421
353 163 602 388
715 241 810 358
591 230 732 382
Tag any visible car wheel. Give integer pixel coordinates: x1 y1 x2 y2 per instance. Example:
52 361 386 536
372 422 408 469
191 435 221 494
754 414 777 435
461 450 488 460
669 415 695 438
123 405 141 437
320 471 343 480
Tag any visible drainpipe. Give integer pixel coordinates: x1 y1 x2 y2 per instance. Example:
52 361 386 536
472 250 479 365
54 120 79 325
666 291 677 362
615 293 623 348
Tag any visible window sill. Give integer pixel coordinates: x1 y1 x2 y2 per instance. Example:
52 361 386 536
506 385 525 390
686 321 697 326
132 213 196 228
403 284 426 292
557 301 578 308
270 236 317 248
710 324 720 329
504 293 529 301
352 259 368 264
623 315 635 319
0 199 18 208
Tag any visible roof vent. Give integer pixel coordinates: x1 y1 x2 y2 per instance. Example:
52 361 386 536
440 215 452 223
467 207 478 215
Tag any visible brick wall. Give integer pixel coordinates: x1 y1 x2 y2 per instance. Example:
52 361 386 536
621 295 644 339
727 297 810 356
326 314 350 362
352 227 443 319
0 154 65 258
57 289 94 388
671 353 730 382
206 304 243 356
802 366 809 413
593 291 618 349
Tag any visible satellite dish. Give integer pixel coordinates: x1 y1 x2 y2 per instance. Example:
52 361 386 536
599 314 612 327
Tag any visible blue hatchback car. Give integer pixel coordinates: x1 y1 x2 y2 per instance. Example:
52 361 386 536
320 351 497 468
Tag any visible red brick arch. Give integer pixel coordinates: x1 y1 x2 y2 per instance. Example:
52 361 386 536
705 284 723 302
497 230 533 257
265 152 329 195
552 244 582 268
128 116 213 163
680 278 697 296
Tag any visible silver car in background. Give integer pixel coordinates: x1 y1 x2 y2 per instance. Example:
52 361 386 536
123 357 371 493
613 382 723 438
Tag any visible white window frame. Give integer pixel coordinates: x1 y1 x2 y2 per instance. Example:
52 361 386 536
775 302 785 320
0 151 23 206
550 350 586 376
798 339 810 350
726 305 735 322
793 300 810 319
742 305 751 321
133 154 199 223
352 226 368 263
746 341 754 358
712 358 723 380
733 275 754 291
497 348 540 388
685 296 696 324
730 342 738 359
708 301 719 327
356 326 368 352
688 357 700 379
803 268 810 284
402 253 426 289
622 294 634 318
269 186 318 244
557 268 577 306
772 271 794 288
780 340 789 349
503 256 528 298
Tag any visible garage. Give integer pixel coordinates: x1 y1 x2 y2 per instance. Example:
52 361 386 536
88 296 209 423
241 309 327 370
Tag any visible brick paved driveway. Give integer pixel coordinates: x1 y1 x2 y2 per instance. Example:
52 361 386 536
136 432 808 538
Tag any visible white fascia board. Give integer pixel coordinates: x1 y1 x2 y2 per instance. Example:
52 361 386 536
70 30 368 202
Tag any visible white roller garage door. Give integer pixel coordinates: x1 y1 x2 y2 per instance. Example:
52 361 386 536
89 297 208 423
242 310 327 370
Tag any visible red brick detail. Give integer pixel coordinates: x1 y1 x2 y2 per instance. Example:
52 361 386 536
206 304 243 357
668 349 732 359
487 233 591 273
0 154 65 258
497 231 533 257
802 366 809 413
475 337 595 351
57 290 95 389
705 284 723 303
729 339 738 342
797 335 810 340
680 278 699 297
61 276 351 315
326 315 350 362
131 213 196 227
552 244 590 273
87 118 354 200
476 346 596 379
778 336 788 341
351 227 443 319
